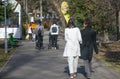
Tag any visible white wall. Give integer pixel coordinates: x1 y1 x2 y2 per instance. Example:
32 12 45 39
0 28 21 38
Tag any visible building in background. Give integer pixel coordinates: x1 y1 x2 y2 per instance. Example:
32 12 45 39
0 0 22 39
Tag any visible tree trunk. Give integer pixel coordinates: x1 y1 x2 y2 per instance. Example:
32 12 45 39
119 11 120 41
104 30 109 42
50 0 66 30
17 0 66 30
116 10 120 40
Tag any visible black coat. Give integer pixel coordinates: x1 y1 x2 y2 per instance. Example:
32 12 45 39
80 27 98 61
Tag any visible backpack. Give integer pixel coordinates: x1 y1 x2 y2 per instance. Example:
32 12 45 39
38 28 42 36
52 26 57 33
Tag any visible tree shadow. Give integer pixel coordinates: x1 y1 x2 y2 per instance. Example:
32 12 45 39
64 66 69 75
0 41 22 49
77 66 86 77
105 50 120 64
0 53 37 79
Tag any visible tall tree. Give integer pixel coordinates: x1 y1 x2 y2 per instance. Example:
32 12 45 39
68 0 117 42
50 0 66 28
0 1 4 20
16 0 66 29
68 0 95 27
0 2 13 21
110 0 120 40
93 0 115 42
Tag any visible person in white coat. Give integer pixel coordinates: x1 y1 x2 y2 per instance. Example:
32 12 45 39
63 19 82 79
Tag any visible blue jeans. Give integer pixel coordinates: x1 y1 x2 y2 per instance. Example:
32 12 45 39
29 33 33 40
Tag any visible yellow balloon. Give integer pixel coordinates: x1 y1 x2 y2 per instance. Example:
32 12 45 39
61 1 70 23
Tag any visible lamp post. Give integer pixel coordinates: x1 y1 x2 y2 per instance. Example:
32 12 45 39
2 0 8 53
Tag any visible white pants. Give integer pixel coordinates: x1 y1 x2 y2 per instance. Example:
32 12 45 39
67 56 79 74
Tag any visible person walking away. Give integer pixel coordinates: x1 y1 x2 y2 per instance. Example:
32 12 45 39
49 21 59 49
80 18 99 79
56 21 61 33
28 23 33 41
34 21 44 49
63 19 82 79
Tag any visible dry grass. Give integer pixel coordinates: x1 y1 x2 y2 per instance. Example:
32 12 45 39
0 40 19 69
94 41 120 72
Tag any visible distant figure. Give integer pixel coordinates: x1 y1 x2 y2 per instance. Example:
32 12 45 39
49 21 59 49
80 18 99 79
28 23 33 41
63 19 82 79
56 21 61 32
34 21 44 49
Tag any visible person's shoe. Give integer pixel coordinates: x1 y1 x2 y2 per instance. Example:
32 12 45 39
70 75 74 79
73 73 77 77
70 73 74 79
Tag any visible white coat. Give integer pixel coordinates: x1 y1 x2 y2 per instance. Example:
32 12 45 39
63 27 82 57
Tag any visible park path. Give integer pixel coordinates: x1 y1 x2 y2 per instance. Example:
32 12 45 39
0 30 120 79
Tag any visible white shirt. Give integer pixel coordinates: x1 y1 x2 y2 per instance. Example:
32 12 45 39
63 27 82 57
50 24 59 35
28 27 32 34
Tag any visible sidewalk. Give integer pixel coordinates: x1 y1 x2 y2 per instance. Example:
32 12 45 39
0 31 120 79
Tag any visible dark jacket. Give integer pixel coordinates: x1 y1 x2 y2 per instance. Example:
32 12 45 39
80 27 98 61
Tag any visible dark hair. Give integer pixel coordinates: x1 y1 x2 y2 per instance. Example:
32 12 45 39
53 20 57 24
84 18 91 27
37 20 41 25
30 23 32 26
67 18 75 28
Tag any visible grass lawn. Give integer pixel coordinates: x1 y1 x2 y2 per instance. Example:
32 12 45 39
0 48 14 68
0 40 19 69
94 41 120 72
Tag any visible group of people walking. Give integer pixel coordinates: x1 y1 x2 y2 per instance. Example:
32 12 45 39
63 18 98 79
27 18 98 79
27 20 60 50
27 20 44 49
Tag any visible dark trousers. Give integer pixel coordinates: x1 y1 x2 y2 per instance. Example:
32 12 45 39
51 35 58 48
84 60 92 78
35 35 43 48
40 36 43 47
29 33 33 41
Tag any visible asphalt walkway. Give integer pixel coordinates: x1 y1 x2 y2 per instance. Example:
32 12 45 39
0 31 120 79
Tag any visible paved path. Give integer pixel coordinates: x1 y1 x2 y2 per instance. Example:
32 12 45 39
0 31 120 79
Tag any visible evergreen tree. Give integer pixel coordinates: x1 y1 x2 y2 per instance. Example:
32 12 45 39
0 2 13 21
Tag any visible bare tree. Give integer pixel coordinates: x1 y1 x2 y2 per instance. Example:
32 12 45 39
50 0 66 29
16 0 66 29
